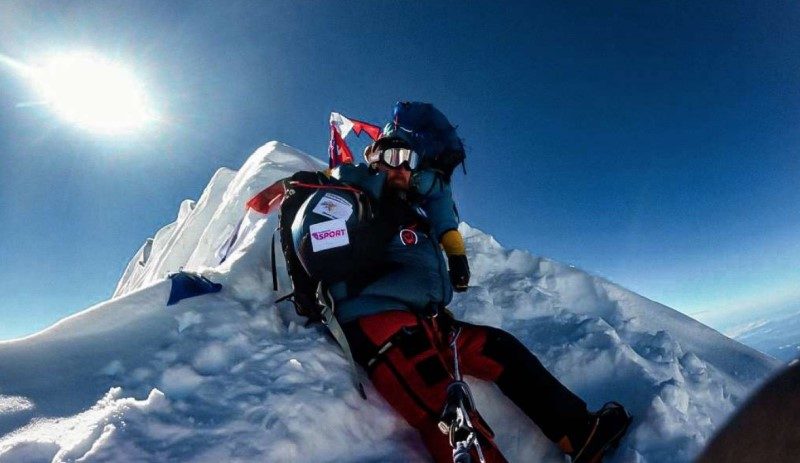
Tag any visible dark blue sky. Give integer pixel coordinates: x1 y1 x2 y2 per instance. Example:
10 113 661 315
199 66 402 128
1 1 799 339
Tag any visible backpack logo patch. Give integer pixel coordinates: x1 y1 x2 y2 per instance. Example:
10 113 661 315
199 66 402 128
312 193 353 220
310 219 350 252
399 228 418 246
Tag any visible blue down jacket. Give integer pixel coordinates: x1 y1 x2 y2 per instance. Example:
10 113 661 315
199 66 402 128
327 164 458 323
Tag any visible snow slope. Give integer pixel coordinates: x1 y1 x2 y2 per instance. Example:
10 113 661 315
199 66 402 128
0 142 779 463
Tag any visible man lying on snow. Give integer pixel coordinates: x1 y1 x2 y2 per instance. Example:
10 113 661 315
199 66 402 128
278 102 631 462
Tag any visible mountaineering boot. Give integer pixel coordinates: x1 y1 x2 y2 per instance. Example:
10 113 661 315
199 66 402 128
570 402 632 463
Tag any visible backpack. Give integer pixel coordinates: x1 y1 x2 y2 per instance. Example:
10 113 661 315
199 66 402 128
273 170 378 322
389 101 466 179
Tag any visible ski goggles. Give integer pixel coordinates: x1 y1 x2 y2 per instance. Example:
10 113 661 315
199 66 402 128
366 147 419 170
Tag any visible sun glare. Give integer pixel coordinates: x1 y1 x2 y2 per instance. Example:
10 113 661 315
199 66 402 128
32 52 156 134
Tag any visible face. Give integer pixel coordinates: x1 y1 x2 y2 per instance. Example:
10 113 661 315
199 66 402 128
375 163 412 191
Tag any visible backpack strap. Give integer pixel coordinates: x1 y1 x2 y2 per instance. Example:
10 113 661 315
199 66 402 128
271 226 280 292
319 283 367 400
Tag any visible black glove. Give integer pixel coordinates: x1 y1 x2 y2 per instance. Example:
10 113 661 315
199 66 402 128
447 254 470 292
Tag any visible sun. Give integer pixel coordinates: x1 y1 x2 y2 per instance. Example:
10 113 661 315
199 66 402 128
31 52 156 134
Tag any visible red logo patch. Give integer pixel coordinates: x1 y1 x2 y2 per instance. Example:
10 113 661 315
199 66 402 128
399 229 418 246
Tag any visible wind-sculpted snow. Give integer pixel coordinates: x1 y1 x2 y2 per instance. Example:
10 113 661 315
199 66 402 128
113 141 324 298
0 142 779 462
451 224 778 462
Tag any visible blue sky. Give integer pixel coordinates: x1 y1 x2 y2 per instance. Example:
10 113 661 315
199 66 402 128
1 1 799 340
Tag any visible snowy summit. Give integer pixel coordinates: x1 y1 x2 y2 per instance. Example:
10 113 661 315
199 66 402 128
0 142 779 462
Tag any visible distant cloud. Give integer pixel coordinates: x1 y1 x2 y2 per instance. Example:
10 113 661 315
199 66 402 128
695 282 800 330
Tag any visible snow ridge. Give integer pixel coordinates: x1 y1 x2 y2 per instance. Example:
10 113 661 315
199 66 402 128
0 142 779 463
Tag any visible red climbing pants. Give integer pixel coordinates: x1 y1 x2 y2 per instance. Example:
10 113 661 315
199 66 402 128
342 310 590 463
